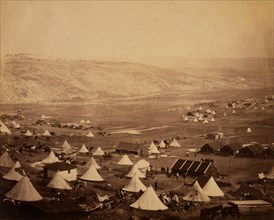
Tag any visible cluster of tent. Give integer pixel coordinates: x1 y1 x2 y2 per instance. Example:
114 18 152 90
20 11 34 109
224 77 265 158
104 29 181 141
183 177 224 202
80 119 91 124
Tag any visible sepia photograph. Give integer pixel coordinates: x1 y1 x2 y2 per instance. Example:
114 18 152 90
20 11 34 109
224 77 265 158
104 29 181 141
0 1 273 219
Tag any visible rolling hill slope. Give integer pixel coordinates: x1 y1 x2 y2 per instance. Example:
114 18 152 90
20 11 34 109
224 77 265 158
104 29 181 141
0 54 272 103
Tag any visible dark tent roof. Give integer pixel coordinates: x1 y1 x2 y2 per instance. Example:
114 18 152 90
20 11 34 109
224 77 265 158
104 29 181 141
171 159 186 171
223 142 242 151
171 159 215 175
116 142 143 152
44 162 77 171
239 145 264 155
180 160 193 172
187 161 201 173
235 184 263 197
208 141 224 149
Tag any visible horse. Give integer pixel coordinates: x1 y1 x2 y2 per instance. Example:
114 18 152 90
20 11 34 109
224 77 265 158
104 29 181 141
222 203 240 219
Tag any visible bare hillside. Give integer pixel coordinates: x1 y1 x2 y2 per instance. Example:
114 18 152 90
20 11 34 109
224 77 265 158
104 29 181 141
1 54 272 103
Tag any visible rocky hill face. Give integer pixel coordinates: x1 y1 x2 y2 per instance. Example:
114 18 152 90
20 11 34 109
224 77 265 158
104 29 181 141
1 54 273 103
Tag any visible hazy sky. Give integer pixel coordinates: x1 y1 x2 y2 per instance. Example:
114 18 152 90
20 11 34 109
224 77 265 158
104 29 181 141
1 1 273 65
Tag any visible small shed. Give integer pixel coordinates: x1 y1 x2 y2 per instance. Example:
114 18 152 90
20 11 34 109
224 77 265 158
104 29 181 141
116 142 144 155
237 145 264 158
220 142 242 156
200 141 223 154
262 145 274 158
44 162 77 181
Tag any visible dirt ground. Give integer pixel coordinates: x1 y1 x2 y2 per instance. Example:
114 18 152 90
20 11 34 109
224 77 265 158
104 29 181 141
0 88 273 219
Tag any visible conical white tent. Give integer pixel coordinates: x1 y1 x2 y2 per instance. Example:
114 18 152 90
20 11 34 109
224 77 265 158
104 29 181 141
79 144 89 153
86 131 95 137
85 157 101 169
135 159 150 173
246 128 252 133
0 151 15 168
148 142 160 154
86 120 91 124
159 140 166 148
210 117 215 122
5 176 43 201
130 185 168 210
184 116 189 122
24 130 32 136
117 155 134 166
212 111 216 115
47 171 72 190
14 161 21 169
15 123 21 129
42 130 51 136
198 106 203 111
80 119 85 123
202 177 224 197
170 139 181 147
42 151 59 164
3 166 23 181
0 121 11 134
232 110 236 114
123 173 147 192
80 164 104 181
127 164 145 178
183 181 210 202
193 118 198 123
61 140 71 150
202 118 209 124
93 147 105 156
41 114 46 119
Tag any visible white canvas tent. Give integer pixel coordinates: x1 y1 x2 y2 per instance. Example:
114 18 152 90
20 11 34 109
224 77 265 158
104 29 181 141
202 177 224 197
47 171 72 190
135 159 150 173
127 164 145 178
80 119 85 123
148 142 160 154
246 128 252 133
42 151 59 164
86 131 95 137
210 117 215 122
93 147 105 156
24 130 32 136
0 151 15 168
0 121 11 134
85 157 101 169
202 119 209 124
170 138 181 147
117 155 134 166
14 161 22 169
193 118 198 123
80 164 104 182
123 174 147 192
5 176 43 201
159 140 166 148
130 185 168 210
61 140 71 150
86 120 91 124
15 123 21 129
79 144 89 153
3 166 23 181
42 130 51 136
183 181 210 202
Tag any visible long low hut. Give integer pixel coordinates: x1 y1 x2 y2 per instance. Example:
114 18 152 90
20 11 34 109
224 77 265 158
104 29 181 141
171 159 217 177
116 142 145 155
